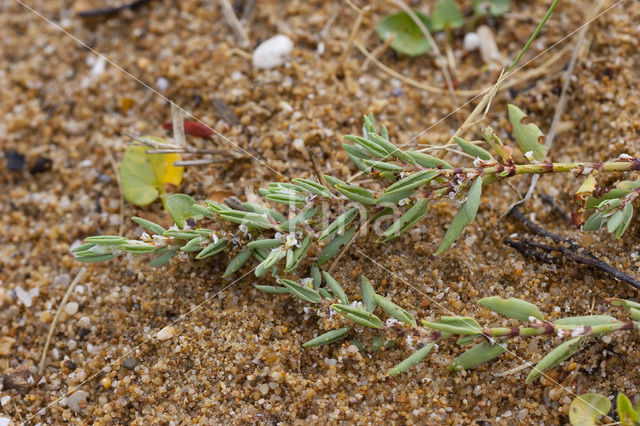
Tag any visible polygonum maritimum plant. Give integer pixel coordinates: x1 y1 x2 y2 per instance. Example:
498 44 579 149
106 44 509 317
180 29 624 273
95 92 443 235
72 106 640 377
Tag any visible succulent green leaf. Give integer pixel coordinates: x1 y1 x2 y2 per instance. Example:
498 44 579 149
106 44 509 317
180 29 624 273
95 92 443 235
131 217 166 235
218 210 273 229
629 307 640 321
554 315 618 327
317 225 357 265
336 183 376 205
454 137 494 161
616 202 633 238
332 304 383 329
120 243 157 253
166 194 203 228
85 235 129 245
607 298 640 310
448 342 507 372
406 150 453 169
284 234 313 272
255 285 290 295
606 210 624 233
195 239 227 259
374 294 415 326
247 239 283 249
343 135 387 158
479 296 544 322
569 393 612 426
436 178 482 254
473 0 510 16
422 316 482 335
508 104 547 161
75 253 118 263
148 248 178 266
583 211 605 231
526 336 583 382
281 279 322 304
380 199 429 242
303 328 351 348
279 208 318 232
362 159 404 173
384 171 440 195
432 0 464 30
617 392 639 425
388 343 435 376
360 276 377 313
241 202 286 223
291 178 332 198
223 249 253 277
322 271 349 304
265 193 307 205
319 208 359 241
376 11 433 57
367 133 416 164
311 265 322 289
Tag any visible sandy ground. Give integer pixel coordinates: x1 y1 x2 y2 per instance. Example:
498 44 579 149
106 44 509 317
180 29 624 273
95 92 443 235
1 0 640 424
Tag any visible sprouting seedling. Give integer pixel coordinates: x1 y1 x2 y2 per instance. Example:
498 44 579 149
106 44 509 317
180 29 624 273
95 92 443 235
377 0 510 56
569 391 640 426
119 136 184 208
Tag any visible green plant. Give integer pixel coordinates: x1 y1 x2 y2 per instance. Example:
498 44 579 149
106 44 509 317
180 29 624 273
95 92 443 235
74 109 640 378
570 391 640 426
119 136 184 208
376 0 510 56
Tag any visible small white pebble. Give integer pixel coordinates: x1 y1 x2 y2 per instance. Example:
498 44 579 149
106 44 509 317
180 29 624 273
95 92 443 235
463 32 480 51
156 77 170 91
0 395 10 406
156 326 176 340
78 316 91 327
65 302 79 316
0 417 10 426
258 383 270 395
252 35 294 69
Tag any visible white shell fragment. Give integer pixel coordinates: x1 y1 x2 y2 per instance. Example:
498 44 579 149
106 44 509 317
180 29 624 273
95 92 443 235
156 326 176 340
252 35 294 69
463 32 480 51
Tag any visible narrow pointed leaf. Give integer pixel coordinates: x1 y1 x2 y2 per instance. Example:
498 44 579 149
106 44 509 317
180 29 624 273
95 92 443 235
526 336 582 382
248 239 283 249
554 316 618 326
332 304 383 329
322 271 348 304
292 178 332 198
448 341 506 371
360 276 377 313
284 234 313 272
303 328 350 348
436 178 482 254
311 265 322 289
148 248 178 266
281 279 322 303
384 170 440 195
380 199 429 241
454 137 493 161
374 294 415 326
479 296 544 322
317 225 357 265
422 316 482 335
388 343 435 376
406 150 453 169
319 208 359 241
195 239 227 259
131 217 166 235
223 249 253 277
255 285 290 295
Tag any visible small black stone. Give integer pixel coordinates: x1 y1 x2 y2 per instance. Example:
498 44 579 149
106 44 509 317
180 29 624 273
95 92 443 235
123 358 137 369
7 150 25 172
30 157 52 174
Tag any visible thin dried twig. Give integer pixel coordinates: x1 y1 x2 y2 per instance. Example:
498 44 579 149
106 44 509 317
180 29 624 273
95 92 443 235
218 0 250 47
39 267 87 375
335 3 370 76
506 207 640 292
361 32 395 71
